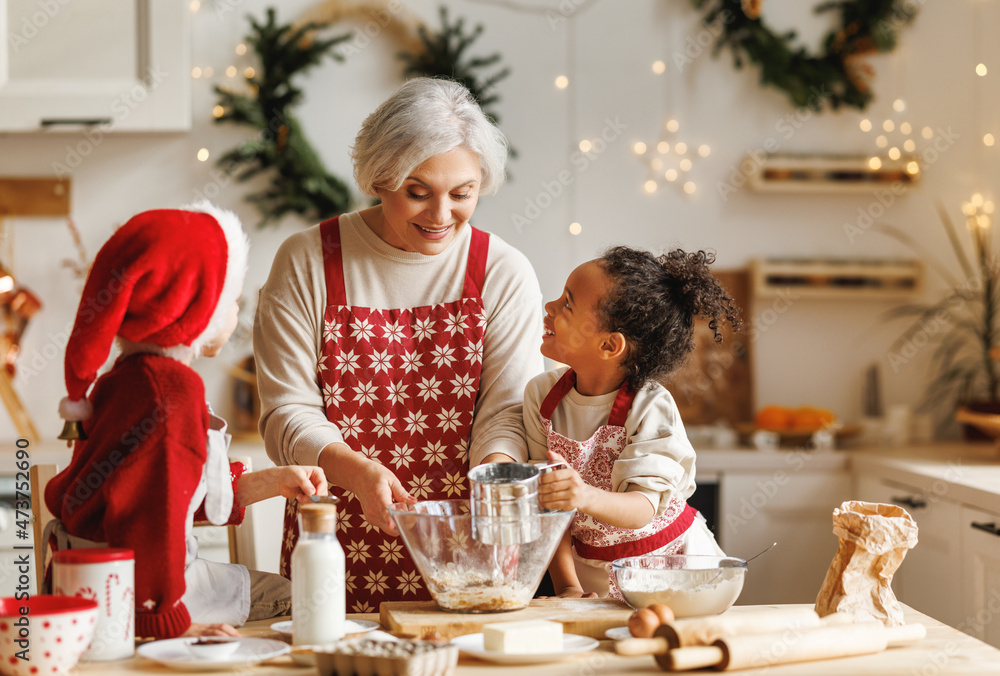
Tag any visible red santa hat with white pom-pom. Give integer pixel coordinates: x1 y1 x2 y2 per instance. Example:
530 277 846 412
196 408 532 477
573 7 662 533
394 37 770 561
58 202 248 433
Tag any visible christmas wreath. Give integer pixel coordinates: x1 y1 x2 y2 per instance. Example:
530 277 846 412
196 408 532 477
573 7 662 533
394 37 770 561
691 0 917 111
213 5 510 227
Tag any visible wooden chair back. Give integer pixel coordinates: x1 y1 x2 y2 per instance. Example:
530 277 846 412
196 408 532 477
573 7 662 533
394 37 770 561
29 464 58 590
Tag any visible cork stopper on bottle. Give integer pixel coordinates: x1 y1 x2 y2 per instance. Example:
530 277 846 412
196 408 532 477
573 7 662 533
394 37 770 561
299 502 339 534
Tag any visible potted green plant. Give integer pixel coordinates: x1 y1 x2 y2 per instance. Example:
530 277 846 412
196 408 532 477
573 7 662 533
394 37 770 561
880 196 1000 438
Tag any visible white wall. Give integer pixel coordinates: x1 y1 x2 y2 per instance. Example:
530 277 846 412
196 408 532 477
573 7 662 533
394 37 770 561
0 0 993 441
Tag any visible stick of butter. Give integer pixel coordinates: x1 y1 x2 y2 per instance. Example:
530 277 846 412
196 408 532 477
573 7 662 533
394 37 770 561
482 619 564 654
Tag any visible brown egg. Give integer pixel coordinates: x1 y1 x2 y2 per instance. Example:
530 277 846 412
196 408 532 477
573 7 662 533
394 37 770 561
627 607 660 638
648 603 675 625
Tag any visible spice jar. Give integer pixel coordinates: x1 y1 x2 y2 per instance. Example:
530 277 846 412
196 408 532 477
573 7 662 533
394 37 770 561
292 502 345 646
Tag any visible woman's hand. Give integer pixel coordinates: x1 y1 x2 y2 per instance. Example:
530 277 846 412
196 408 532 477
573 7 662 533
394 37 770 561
355 460 415 537
538 451 595 513
181 622 240 638
316 442 414 536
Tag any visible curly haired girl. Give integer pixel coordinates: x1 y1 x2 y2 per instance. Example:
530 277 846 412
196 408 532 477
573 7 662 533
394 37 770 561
525 246 741 598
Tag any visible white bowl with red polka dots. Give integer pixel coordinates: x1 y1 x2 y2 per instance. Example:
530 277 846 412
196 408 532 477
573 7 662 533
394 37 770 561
0 596 99 676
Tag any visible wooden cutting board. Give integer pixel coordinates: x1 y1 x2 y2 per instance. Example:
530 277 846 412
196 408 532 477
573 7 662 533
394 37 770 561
380 598 632 640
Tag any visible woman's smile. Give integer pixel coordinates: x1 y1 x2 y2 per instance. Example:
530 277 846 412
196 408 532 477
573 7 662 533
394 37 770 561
372 147 483 255
414 223 454 237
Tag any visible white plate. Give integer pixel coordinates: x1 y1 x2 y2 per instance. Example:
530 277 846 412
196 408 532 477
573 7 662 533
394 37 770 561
604 626 631 640
451 633 599 664
137 637 289 671
269 619 379 636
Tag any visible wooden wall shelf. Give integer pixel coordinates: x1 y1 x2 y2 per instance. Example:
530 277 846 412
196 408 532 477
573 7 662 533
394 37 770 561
751 258 923 300
749 153 920 193
0 178 71 217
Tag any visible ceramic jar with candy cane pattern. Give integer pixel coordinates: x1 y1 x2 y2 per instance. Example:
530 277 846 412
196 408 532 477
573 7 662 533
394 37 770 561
52 549 133 661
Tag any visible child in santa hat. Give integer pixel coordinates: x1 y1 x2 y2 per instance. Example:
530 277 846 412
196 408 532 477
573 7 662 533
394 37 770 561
46 202 328 639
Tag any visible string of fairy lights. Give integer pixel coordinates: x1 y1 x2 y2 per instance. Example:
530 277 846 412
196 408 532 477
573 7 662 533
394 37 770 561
856 100 925 177
183 1 996 239
187 0 252 167
964 0 996 236
632 14 710 199
633 114 710 197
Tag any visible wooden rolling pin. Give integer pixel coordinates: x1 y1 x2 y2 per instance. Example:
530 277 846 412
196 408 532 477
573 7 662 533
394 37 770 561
617 606 826 663
663 607 826 649
646 622 925 672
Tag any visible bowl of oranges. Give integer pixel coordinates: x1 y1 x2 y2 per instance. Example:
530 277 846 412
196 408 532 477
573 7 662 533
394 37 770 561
737 405 859 448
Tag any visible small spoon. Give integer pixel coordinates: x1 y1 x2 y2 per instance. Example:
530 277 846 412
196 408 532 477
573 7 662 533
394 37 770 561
744 541 777 565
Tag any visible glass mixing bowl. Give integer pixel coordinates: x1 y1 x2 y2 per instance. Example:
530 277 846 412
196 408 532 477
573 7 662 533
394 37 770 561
388 500 574 613
611 554 747 617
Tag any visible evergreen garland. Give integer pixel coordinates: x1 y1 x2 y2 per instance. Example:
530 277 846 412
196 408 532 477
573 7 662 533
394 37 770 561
213 8 353 226
691 0 917 111
398 6 510 128
214 5 511 227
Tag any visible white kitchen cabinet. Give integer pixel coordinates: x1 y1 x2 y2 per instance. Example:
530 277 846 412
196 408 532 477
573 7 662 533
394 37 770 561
719 468 852 605
961 504 1000 648
855 474 964 628
0 0 190 131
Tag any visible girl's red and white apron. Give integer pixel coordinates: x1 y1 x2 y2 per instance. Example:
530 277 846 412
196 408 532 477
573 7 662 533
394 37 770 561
539 369 698 598
279 217 489 612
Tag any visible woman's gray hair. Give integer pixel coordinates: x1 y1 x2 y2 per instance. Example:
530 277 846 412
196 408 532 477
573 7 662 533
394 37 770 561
351 77 509 197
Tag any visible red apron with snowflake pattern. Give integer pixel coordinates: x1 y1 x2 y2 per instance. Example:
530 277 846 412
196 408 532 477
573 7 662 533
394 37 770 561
540 369 697 595
279 216 489 612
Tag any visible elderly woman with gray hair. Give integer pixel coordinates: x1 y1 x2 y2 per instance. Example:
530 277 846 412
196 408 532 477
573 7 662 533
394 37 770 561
254 78 543 611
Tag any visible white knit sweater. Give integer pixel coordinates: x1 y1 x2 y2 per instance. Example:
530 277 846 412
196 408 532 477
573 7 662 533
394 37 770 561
254 211 545 469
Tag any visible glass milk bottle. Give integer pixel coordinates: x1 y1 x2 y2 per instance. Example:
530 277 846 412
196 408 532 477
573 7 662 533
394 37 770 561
292 502 345 646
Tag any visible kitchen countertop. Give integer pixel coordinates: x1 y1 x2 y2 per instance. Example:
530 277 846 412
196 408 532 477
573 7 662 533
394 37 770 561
695 447 849 478
73 604 1000 674
850 442 1000 514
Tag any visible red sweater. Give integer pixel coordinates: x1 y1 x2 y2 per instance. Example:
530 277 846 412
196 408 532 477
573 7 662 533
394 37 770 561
46 353 246 639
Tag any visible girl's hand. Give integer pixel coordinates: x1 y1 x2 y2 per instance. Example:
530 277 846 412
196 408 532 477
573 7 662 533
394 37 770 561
278 466 329 503
538 451 594 512
556 586 599 599
181 622 240 638
356 460 415 537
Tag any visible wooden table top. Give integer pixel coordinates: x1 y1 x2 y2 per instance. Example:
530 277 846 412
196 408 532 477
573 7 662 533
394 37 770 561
72 604 1000 675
